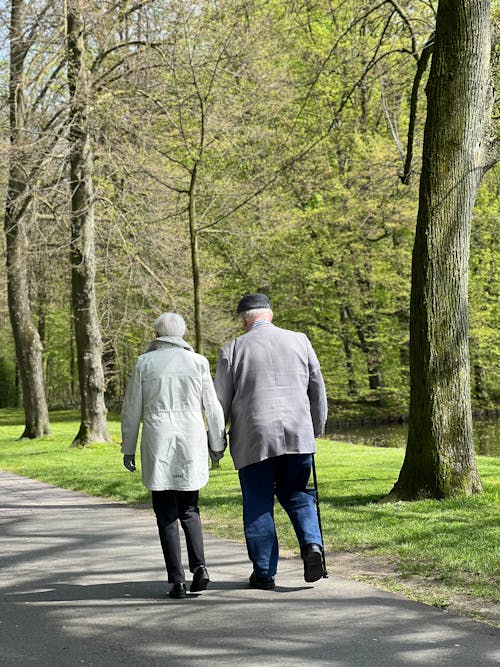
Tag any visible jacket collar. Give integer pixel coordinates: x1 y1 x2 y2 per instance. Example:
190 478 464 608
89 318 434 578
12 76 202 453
154 336 194 351
248 320 273 331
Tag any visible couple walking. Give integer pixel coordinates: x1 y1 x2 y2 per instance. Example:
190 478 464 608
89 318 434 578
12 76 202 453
120 293 328 598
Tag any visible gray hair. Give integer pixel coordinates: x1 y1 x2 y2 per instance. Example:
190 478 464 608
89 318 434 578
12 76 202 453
154 312 186 337
240 307 272 324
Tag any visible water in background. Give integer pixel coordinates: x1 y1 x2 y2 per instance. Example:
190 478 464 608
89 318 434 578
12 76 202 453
325 418 499 457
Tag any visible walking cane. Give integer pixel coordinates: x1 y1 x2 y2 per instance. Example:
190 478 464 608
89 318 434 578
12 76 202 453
312 454 329 578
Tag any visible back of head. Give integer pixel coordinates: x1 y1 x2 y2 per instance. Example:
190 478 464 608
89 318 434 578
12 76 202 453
237 293 273 329
154 312 186 338
237 293 271 313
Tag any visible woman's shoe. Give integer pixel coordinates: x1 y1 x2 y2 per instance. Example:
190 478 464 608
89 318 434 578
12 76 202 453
168 582 187 599
190 566 210 592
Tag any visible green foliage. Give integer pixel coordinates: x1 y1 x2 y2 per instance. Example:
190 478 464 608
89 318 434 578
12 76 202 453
0 0 497 417
43 307 76 407
0 351 17 408
469 168 500 401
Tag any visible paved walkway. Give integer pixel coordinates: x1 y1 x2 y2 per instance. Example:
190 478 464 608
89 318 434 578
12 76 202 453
0 470 498 666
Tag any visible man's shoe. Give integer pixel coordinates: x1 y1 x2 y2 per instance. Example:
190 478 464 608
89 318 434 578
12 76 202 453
249 572 275 590
302 543 324 583
190 566 210 592
168 582 187 599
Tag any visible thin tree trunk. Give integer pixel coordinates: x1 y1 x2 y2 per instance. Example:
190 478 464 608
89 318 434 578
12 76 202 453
396 311 410 384
346 305 384 392
67 0 110 446
70 320 78 404
4 0 50 438
473 364 488 401
387 0 494 500
36 251 49 397
339 305 358 396
188 162 203 354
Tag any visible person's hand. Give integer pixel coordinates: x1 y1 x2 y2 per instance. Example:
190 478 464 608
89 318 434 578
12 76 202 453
209 449 224 463
123 454 136 472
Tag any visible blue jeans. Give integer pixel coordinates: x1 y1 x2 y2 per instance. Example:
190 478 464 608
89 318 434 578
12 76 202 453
238 454 322 579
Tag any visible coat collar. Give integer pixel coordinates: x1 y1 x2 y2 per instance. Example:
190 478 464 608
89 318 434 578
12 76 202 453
248 320 273 331
153 336 194 351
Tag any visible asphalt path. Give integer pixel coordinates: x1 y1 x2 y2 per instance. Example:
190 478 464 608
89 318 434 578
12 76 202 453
0 470 498 666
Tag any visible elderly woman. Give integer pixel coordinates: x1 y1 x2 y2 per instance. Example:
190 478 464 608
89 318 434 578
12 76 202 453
121 313 226 599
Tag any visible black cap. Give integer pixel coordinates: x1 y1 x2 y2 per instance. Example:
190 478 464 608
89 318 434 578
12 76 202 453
236 293 271 313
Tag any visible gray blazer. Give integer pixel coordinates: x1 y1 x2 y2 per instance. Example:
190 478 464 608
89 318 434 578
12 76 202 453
214 321 328 470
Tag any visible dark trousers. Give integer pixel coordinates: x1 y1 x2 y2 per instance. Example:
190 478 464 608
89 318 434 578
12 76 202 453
152 490 206 583
238 454 322 579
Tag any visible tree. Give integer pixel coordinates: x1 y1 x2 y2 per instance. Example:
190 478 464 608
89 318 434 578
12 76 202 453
387 0 499 500
117 1 303 354
219 1 427 404
1 0 497 422
3 0 51 438
66 0 110 445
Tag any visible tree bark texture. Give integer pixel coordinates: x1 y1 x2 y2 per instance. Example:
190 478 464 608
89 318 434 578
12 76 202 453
389 0 493 499
4 0 50 438
67 0 110 445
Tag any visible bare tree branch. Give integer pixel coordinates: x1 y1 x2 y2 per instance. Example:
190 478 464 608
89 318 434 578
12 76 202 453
400 33 434 185
483 137 500 172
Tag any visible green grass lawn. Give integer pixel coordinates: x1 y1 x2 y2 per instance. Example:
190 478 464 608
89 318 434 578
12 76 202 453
1 408 499 618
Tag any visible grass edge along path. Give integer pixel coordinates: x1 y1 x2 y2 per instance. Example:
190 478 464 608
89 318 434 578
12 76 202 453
0 408 498 627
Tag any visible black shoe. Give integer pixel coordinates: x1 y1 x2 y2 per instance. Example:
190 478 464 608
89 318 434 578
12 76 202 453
249 571 275 590
190 566 210 592
302 543 324 583
168 582 187 599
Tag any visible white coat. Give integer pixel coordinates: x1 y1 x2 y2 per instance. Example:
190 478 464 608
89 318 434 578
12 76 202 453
121 336 226 491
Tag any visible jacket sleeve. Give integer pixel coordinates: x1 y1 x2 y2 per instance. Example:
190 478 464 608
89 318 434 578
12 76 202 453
305 336 328 437
213 346 234 424
201 358 226 452
120 360 143 455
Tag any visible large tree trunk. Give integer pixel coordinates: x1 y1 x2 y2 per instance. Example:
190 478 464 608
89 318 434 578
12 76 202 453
67 0 110 446
4 0 50 438
387 0 495 500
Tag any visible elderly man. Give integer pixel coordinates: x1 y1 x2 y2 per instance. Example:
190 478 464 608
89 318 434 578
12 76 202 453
214 293 328 589
121 312 226 598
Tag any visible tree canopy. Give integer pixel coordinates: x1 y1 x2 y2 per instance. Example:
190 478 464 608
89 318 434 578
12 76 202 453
0 0 498 495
